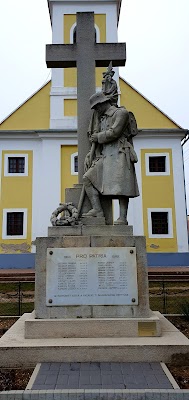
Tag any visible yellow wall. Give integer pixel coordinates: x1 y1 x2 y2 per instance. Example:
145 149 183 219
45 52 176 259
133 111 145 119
141 149 177 252
62 72 182 123
62 75 182 121
0 82 50 130
0 77 180 130
64 14 106 91
64 99 77 117
61 146 78 201
120 79 180 129
0 150 33 253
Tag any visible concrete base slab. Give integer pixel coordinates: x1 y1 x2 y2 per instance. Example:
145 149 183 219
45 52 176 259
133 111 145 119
25 311 161 339
0 312 189 367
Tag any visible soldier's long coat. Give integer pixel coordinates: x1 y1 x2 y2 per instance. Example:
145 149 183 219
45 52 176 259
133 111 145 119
85 105 139 197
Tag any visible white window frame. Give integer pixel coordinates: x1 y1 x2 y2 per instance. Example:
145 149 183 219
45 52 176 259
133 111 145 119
70 22 100 44
2 208 27 239
147 208 173 238
71 152 78 175
4 154 28 177
145 153 170 176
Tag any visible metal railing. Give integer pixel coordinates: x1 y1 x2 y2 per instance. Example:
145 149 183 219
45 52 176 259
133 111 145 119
0 279 189 316
0 281 34 316
149 278 189 314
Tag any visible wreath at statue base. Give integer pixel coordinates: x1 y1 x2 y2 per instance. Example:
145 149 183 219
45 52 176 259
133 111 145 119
50 203 79 226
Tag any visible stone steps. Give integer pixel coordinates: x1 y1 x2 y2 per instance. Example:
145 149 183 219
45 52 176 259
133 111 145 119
24 312 161 339
0 312 189 368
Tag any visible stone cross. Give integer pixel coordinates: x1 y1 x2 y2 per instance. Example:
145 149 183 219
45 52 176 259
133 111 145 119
46 12 126 182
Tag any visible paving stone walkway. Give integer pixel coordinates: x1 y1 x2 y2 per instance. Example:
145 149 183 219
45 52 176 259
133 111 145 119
31 362 174 390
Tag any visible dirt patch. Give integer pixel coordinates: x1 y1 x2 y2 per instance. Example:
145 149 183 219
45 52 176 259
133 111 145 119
0 292 34 303
0 318 18 336
166 315 189 338
166 316 189 389
0 319 34 390
167 365 189 389
0 369 33 390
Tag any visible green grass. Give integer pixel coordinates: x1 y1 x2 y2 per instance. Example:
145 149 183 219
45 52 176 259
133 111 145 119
0 302 34 316
0 297 184 315
0 282 34 293
0 280 189 316
149 295 187 314
149 281 189 314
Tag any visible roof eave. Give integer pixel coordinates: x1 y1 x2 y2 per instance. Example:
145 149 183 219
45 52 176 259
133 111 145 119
0 128 188 141
138 129 188 141
47 1 122 25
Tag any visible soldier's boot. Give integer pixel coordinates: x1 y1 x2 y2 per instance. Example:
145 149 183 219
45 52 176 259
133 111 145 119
82 177 104 217
115 197 129 225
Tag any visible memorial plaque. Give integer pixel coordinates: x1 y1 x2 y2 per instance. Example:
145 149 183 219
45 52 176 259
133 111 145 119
138 322 157 337
46 247 138 306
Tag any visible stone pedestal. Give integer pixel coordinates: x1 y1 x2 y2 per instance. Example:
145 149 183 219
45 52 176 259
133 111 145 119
1 222 189 367
1 311 189 367
48 224 133 237
35 227 151 320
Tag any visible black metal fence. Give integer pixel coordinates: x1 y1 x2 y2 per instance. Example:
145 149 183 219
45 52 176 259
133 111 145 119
0 281 34 316
149 278 189 314
0 279 189 316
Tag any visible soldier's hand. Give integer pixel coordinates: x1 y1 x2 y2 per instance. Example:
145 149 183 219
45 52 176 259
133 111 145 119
91 132 98 142
84 152 91 172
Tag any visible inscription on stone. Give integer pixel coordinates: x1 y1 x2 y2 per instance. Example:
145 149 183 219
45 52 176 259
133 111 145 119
46 247 138 306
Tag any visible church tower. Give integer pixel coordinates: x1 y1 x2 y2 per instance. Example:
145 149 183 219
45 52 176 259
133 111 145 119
48 0 122 129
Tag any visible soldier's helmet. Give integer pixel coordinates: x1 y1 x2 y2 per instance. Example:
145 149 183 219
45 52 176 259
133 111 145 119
90 91 110 109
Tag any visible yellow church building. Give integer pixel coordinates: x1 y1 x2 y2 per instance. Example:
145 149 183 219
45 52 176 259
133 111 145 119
0 0 188 269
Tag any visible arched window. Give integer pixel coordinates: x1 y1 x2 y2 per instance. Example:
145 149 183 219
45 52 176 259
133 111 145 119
71 152 78 175
74 155 78 173
73 26 97 43
73 26 77 44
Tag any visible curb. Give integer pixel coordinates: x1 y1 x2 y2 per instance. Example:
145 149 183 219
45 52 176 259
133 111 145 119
0 389 189 399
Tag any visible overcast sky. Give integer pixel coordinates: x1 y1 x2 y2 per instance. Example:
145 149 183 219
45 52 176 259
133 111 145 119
0 0 189 210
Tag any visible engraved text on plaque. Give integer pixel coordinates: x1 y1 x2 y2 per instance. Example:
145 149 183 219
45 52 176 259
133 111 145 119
46 247 138 306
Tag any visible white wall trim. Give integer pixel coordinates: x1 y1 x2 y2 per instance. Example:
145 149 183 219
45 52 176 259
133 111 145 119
50 87 102 96
2 208 28 240
50 117 77 130
147 208 173 239
69 17 76 44
4 153 28 177
138 131 184 140
145 152 170 176
128 138 144 235
71 152 78 175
